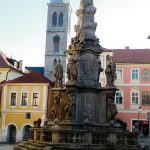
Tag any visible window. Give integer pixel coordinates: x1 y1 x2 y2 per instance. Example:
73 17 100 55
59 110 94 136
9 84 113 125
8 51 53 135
115 91 123 104
52 12 57 26
53 35 60 52
10 93 16 106
25 112 31 119
131 91 139 104
21 93 27 106
131 68 139 80
116 68 123 80
59 12 63 26
32 93 39 106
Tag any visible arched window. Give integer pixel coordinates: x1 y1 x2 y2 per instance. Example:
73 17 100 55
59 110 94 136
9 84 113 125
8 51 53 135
59 12 63 26
131 89 139 105
52 12 57 26
53 35 60 52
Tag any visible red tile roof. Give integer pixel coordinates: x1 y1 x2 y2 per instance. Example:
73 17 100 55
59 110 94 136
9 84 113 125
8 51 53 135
112 49 150 64
3 71 54 85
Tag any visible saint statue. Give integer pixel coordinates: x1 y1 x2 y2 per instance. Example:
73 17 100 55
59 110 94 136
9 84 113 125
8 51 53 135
54 60 63 88
50 94 60 120
67 58 78 81
64 92 76 121
106 98 118 122
105 56 117 86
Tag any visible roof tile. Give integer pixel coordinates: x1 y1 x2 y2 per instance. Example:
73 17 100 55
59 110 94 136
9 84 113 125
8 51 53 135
112 49 150 64
3 71 54 85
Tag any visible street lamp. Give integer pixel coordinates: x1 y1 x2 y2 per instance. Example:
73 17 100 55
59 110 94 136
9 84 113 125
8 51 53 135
138 106 142 132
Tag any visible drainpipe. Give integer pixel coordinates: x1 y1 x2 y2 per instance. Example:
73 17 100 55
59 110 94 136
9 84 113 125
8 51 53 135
6 69 11 81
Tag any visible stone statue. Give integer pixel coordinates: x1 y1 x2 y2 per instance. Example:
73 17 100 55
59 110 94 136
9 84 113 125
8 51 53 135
105 56 117 86
33 118 42 128
67 58 78 81
97 59 103 81
50 94 60 120
50 105 58 120
106 98 118 122
64 93 76 120
54 60 63 88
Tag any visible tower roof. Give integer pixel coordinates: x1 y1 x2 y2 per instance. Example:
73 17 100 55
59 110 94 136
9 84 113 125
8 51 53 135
50 0 69 3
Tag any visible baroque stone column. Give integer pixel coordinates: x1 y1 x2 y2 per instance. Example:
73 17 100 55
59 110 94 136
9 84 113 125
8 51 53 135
66 0 103 124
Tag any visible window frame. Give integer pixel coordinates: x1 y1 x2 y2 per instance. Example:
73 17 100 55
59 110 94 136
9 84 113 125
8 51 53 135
59 12 63 26
116 68 123 80
52 12 57 26
21 93 28 106
115 91 123 104
32 92 39 106
53 35 60 52
25 112 31 119
131 68 139 80
10 92 17 106
131 90 139 105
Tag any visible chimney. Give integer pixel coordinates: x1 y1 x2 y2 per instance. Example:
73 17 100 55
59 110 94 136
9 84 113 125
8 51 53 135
125 46 129 49
14 61 18 69
19 60 23 71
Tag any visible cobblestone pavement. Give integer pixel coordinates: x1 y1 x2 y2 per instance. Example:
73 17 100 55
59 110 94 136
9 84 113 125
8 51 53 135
0 144 13 150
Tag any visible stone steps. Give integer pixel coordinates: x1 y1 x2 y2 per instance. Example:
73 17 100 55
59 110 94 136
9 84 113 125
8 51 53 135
13 140 48 150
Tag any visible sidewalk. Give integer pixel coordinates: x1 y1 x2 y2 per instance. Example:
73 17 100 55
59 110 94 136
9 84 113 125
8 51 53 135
0 144 13 150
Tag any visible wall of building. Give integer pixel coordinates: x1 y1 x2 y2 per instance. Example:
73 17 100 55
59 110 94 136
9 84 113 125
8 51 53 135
115 63 150 132
0 83 49 142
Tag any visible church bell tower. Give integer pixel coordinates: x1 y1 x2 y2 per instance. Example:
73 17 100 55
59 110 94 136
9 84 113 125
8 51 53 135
44 0 71 81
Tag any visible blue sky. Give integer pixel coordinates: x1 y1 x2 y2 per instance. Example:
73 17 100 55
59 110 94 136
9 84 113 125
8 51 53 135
0 0 150 66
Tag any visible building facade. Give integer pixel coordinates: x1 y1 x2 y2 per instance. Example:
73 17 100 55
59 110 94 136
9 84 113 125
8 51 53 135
44 0 71 82
113 48 150 135
100 48 150 135
0 71 53 142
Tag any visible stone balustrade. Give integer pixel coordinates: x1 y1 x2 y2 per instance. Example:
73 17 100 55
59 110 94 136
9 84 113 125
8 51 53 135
29 127 139 146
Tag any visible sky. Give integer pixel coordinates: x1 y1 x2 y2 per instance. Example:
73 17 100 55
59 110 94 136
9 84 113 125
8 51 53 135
0 0 150 67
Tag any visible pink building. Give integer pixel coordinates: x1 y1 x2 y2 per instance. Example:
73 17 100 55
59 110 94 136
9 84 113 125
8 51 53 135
113 48 150 135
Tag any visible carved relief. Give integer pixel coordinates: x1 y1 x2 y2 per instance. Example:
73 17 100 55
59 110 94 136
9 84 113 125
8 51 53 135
141 69 150 80
64 89 76 121
142 91 150 105
81 93 96 122
85 6 96 14
50 92 60 120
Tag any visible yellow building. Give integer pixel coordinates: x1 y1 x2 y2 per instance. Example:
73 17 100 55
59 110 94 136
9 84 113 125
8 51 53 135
0 71 53 143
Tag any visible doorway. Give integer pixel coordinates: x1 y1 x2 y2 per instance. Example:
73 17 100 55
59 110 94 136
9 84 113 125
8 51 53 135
22 125 31 141
6 124 17 143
